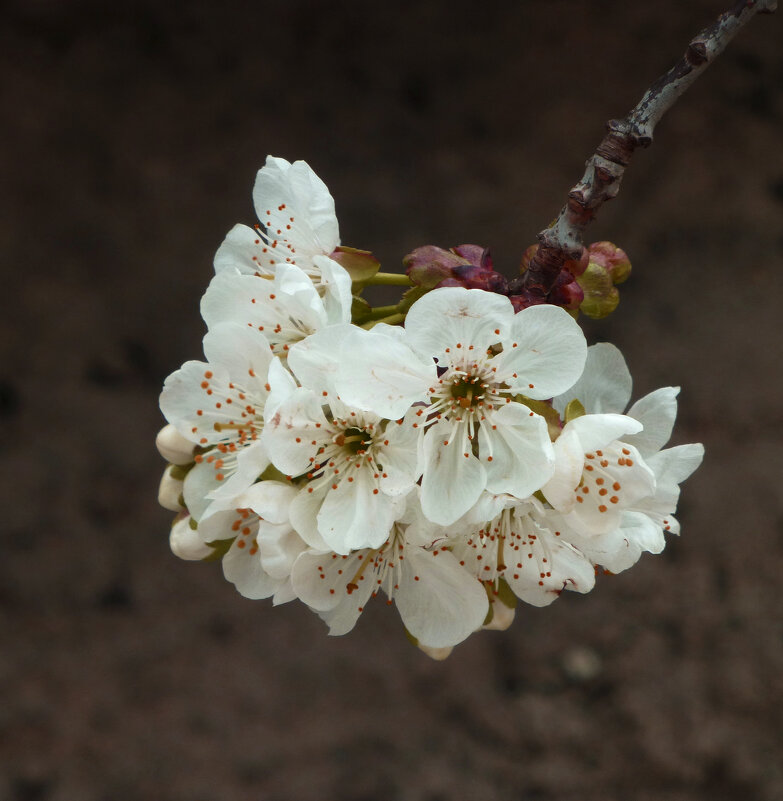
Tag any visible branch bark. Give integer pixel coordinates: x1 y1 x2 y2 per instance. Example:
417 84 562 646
520 0 778 298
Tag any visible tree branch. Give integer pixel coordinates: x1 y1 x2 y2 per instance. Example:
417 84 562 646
521 0 778 298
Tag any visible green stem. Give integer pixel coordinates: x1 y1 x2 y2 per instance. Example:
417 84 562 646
360 313 405 329
363 272 412 287
360 304 401 321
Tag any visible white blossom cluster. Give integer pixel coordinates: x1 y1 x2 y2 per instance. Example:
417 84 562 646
157 156 703 656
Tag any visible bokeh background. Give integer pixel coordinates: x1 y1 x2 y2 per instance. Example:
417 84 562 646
2 1 782 799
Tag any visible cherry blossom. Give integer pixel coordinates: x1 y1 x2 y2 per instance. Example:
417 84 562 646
291 492 489 647
451 493 596 608
159 322 286 521
546 343 704 572
214 156 340 284
334 287 588 525
201 260 352 357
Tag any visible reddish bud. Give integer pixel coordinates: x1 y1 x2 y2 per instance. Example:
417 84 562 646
404 245 470 288
587 241 631 284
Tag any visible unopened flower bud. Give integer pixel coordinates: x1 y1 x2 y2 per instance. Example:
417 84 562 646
576 262 620 319
170 514 212 561
158 465 185 511
155 423 195 465
404 246 470 288
587 241 631 285
417 643 454 661
482 600 516 631
329 245 381 283
452 244 493 271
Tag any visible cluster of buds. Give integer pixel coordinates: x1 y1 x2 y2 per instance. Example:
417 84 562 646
405 239 631 320
156 157 702 658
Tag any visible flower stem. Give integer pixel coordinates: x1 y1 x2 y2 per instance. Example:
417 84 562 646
360 313 406 329
363 272 412 287
361 304 401 321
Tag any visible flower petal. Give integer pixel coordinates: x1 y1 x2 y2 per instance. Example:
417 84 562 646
405 287 512 363
317 469 403 553
396 546 488 647
480 404 555 499
623 387 679 457
420 426 486 525
496 304 587 400
335 327 435 420
552 342 632 415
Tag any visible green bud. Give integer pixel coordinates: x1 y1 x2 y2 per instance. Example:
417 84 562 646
576 263 620 319
588 241 632 285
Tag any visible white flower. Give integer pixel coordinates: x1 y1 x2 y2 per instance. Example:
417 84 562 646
201 261 352 357
334 287 588 525
291 492 489 648
262 382 418 555
214 156 340 284
159 322 290 520
451 492 596 608
547 343 704 572
196 481 306 604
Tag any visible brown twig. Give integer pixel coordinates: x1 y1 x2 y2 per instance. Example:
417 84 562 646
521 0 778 298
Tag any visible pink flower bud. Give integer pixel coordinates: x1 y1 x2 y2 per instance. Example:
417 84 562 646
587 241 631 284
404 245 470 288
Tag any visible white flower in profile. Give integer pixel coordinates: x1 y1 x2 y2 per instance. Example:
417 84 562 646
196 481 306 604
546 343 704 572
201 261 352 357
214 156 340 284
451 492 596 608
159 322 293 521
334 287 588 526
291 491 489 648
262 371 419 555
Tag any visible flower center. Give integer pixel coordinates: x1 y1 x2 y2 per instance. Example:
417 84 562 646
334 426 374 455
450 374 486 409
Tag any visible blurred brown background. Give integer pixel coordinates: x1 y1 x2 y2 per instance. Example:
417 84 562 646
1 1 782 799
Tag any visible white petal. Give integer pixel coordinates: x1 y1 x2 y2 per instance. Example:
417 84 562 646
265 357 298 419
253 156 340 261
377 414 420 495
335 326 435 420
496 304 587 400
566 413 643 453
480 404 555 499
317 470 402 553
552 342 632 415
222 537 280 600
158 466 184 511
292 549 374 636
405 287 512 363
624 387 679 457
155 424 195 465
287 324 353 395
257 521 307 580
420 426 487 526
288 486 332 550
504 524 595 607
314 255 352 325
170 516 212 561
235 479 298 525
541 426 585 512
204 442 269 512
262 388 331 476
396 546 488 648
182 460 221 521
203 323 273 392
214 223 272 276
